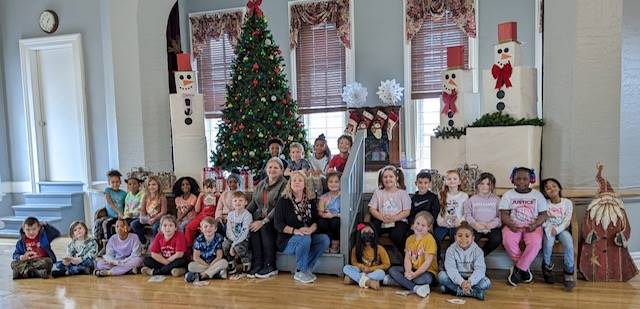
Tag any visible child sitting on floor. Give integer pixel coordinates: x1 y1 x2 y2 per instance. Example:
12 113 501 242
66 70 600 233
94 218 143 277
141 215 188 277
185 217 228 282
52 221 98 277
11 217 60 279
342 222 390 290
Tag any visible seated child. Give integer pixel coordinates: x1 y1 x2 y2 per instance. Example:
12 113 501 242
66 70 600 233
435 170 469 245
284 142 311 177
409 171 440 225
95 170 127 249
141 215 188 277
223 192 253 274
52 221 98 277
11 217 60 279
123 175 144 224
317 172 341 253
174 177 200 232
215 173 241 223
259 138 289 180
185 217 229 282
438 222 492 300
342 223 390 290
94 218 144 277
130 176 167 244
388 211 438 298
541 178 575 291
500 167 548 286
463 173 502 256
308 134 331 194
326 135 352 173
186 179 218 248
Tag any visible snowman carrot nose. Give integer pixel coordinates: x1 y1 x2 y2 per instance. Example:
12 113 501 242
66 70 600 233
448 79 458 86
183 79 193 86
500 53 511 60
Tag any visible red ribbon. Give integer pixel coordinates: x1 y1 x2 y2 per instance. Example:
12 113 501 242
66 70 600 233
491 62 513 89
441 88 458 115
247 0 264 17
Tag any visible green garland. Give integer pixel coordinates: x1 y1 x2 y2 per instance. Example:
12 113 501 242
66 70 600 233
434 126 467 139
469 112 544 127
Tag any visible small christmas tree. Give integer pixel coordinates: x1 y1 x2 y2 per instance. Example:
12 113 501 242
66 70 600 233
212 0 310 173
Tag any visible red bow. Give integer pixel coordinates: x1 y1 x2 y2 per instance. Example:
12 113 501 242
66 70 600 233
356 223 366 231
441 88 458 115
247 0 264 17
492 63 513 89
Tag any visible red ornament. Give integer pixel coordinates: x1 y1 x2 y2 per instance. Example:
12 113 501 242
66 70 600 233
239 123 245 130
252 79 258 87
252 63 260 71
274 67 281 74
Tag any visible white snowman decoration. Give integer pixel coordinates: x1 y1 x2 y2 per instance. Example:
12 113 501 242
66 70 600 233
440 46 472 128
482 21 537 119
169 53 207 185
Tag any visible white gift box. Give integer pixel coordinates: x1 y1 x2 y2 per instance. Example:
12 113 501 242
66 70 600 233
430 136 467 173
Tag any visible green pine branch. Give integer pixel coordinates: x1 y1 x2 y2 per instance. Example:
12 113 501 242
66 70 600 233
469 112 544 127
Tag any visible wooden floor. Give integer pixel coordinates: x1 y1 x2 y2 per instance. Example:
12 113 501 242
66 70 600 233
1 238 640 308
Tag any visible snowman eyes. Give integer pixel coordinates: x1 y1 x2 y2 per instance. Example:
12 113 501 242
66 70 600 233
444 74 456 80
452 73 456 79
445 74 449 79
497 48 510 54
178 75 192 80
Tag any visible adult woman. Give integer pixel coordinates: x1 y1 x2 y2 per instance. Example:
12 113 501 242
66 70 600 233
274 171 330 284
247 157 288 278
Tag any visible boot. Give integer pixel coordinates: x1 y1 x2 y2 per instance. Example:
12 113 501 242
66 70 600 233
542 263 554 284
563 271 576 292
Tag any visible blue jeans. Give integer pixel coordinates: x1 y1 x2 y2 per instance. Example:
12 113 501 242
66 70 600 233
343 265 385 282
54 258 95 275
130 219 160 244
282 234 330 273
388 265 435 291
543 230 574 273
438 271 491 294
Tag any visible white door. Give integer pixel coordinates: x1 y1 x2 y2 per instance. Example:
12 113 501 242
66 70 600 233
35 47 83 181
20 34 90 190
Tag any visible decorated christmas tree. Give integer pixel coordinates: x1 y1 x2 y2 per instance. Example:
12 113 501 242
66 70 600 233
211 0 310 173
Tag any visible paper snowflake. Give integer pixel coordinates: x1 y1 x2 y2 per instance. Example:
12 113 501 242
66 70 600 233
376 79 404 105
342 82 368 107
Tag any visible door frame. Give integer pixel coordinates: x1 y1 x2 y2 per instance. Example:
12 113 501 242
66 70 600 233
19 33 90 192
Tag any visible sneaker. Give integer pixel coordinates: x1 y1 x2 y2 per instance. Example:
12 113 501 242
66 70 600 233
439 285 449 294
343 275 353 285
51 269 66 278
83 267 92 275
171 268 186 277
94 269 111 277
141 266 154 276
255 264 278 279
522 269 534 283
508 267 523 286
563 272 576 292
131 267 140 275
414 284 430 298
542 263 554 284
308 272 317 281
293 271 314 284
247 263 262 278
184 272 200 283
366 279 380 290
382 274 397 286
228 263 237 275
242 263 251 273
219 268 228 279
470 288 485 301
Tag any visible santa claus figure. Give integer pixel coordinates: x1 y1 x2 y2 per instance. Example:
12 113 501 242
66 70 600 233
579 163 638 281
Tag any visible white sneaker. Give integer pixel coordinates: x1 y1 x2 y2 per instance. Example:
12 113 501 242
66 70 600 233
219 269 228 279
383 274 397 286
293 271 314 284
415 284 430 298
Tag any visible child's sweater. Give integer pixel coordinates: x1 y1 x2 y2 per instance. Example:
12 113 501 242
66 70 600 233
444 241 486 286
226 209 252 247
409 191 440 225
66 237 99 261
350 245 391 271
543 197 573 236
463 194 501 231
13 224 61 262
124 191 144 219
437 191 469 228
103 233 142 263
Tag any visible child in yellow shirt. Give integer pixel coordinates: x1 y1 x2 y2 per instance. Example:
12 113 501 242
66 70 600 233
342 222 391 289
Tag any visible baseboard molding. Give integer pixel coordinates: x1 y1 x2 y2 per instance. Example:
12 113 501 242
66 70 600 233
1 181 32 193
631 251 640 269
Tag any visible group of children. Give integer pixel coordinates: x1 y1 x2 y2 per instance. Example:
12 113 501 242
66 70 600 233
10 130 575 302
341 166 575 300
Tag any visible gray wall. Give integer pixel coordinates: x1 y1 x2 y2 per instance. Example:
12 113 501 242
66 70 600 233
620 0 640 188
0 0 108 183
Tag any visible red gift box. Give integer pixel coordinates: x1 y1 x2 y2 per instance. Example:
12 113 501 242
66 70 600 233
177 53 192 71
447 46 465 70
498 21 518 43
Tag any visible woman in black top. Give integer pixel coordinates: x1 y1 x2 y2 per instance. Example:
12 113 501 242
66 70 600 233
274 171 330 284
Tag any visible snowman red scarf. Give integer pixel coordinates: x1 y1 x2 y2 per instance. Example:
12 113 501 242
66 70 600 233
441 89 458 115
492 62 513 89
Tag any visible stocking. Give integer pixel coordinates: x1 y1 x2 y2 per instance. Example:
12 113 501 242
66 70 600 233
371 110 387 139
345 111 360 136
386 111 399 140
358 110 374 131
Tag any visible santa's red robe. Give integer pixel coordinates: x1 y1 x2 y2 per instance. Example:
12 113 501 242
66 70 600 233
579 208 638 281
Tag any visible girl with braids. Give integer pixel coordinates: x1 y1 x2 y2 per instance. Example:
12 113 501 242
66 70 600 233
499 167 548 286
368 165 412 252
342 222 390 290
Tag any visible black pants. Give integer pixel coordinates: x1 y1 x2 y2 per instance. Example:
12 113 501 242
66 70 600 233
475 227 503 257
250 222 277 267
317 217 341 241
370 219 410 252
143 256 188 276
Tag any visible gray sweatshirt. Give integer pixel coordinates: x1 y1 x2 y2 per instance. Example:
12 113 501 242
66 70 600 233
444 241 486 286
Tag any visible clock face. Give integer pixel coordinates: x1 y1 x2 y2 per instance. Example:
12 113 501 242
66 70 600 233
39 10 58 33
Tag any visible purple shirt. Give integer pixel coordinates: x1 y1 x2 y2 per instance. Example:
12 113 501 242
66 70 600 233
103 233 142 263
463 194 501 232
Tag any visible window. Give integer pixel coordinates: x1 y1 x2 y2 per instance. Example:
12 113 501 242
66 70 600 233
205 118 223 166
411 12 469 99
195 33 236 118
303 111 346 156
295 22 347 114
411 11 472 167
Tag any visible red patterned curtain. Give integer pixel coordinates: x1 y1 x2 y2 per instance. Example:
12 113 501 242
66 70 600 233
289 0 351 49
190 10 244 58
406 0 476 41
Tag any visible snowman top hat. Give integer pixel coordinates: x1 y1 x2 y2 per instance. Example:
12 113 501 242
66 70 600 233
446 46 465 70
176 53 192 71
498 21 519 44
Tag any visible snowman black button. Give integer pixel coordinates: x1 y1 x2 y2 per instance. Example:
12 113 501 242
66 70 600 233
448 119 454 127
496 102 505 111
497 90 505 99
447 111 454 118
185 118 193 125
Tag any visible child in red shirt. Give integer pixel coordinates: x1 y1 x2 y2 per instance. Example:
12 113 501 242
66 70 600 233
141 215 188 277
12 217 60 279
185 179 218 248
326 134 352 173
